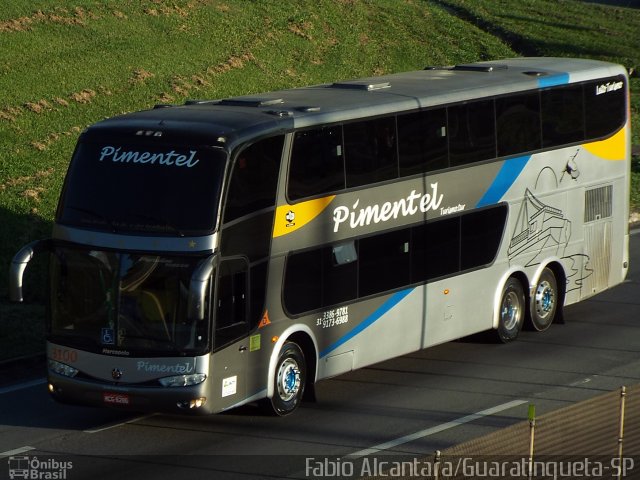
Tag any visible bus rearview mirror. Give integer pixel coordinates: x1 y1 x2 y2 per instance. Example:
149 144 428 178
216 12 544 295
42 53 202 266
187 254 216 321
9 239 50 303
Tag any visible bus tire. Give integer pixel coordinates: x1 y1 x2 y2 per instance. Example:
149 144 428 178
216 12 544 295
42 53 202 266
529 267 558 332
267 342 306 416
497 277 525 343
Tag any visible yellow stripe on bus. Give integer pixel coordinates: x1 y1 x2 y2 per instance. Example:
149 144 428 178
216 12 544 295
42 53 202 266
583 127 627 161
273 196 336 238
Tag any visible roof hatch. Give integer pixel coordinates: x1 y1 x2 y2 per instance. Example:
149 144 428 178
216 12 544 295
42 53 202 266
218 97 285 107
452 64 508 73
330 81 391 91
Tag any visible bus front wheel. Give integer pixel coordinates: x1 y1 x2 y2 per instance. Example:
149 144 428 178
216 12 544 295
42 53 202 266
267 342 306 416
497 277 525 343
529 267 558 332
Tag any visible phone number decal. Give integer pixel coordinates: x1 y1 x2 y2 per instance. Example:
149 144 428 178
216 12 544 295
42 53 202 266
316 306 349 329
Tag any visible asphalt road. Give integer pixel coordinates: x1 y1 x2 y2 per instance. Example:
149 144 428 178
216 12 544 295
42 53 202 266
1 229 639 480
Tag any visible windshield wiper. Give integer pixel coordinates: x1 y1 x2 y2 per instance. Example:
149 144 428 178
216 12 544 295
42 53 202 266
118 333 180 351
65 205 118 233
130 212 185 237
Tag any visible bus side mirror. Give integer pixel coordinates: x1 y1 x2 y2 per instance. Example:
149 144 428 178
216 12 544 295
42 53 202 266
9 239 51 302
188 254 216 321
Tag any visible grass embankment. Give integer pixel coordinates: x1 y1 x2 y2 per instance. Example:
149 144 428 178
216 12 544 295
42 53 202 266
1 0 639 360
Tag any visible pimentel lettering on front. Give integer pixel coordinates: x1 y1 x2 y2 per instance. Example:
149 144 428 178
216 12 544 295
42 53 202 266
99 146 200 168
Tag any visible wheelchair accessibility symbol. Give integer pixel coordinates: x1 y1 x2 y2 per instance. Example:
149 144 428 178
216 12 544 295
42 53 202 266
101 328 115 345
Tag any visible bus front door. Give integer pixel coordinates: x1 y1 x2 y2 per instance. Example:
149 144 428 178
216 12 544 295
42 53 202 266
210 258 249 411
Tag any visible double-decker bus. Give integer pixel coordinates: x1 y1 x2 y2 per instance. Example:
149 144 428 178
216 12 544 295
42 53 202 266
10 57 630 416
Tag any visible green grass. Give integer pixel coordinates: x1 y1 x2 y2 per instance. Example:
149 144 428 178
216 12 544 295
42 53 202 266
1 0 639 360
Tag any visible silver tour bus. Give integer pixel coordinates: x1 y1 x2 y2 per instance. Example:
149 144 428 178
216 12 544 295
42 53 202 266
10 57 630 415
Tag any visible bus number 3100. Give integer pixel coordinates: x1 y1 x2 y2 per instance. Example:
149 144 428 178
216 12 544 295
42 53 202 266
51 348 78 364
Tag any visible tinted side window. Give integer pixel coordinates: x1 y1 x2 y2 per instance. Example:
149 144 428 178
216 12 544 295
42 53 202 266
496 92 542 156
448 99 496 166
398 108 448 176
344 117 398 188
283 249 322 315
289 126 344 201
541 84 585 147
284 244 358 315
359 229 410 297
460 206 507 270
224 136 283 222
584 76 626 139
411 216 460 282
323 243 358 306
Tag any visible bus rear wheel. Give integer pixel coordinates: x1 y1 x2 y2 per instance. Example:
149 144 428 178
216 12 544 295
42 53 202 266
267 342 306 416
497 277 525 343
529 268 558 332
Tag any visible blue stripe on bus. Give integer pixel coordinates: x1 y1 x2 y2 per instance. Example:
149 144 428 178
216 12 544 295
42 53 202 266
538 73 570 88
319 288 414 359
475 155 530 207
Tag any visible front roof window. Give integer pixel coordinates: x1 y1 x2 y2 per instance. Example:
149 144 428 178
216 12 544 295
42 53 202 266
58 140 227 236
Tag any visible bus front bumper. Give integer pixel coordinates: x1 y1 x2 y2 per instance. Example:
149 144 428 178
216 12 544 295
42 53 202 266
47 373 216 415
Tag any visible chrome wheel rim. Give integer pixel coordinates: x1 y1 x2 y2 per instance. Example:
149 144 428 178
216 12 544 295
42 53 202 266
534 280 555 320
501 290 521 331
276 358 300 402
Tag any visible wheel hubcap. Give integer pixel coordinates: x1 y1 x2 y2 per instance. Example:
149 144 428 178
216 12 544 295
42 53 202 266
501 291 521 331
277 358 300 402
535 281 554 319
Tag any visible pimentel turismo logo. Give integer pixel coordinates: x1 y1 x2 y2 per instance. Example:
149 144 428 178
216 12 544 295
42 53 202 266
332 183 444 233
7 456 72 480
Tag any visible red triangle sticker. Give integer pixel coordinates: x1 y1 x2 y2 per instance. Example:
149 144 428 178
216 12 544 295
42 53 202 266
258 310 271 328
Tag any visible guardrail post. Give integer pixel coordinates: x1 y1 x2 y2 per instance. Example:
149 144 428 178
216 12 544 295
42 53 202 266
617 386 627 480
528 404 536 480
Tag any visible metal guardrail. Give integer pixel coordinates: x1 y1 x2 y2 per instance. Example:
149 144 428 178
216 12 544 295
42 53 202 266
361 385 639 480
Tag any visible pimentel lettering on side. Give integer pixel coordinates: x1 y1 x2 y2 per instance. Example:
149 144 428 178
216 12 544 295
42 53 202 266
332 183 443 233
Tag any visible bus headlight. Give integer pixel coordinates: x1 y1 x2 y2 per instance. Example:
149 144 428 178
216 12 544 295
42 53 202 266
177 397 207 409
158 373 207 387
48 359 79 378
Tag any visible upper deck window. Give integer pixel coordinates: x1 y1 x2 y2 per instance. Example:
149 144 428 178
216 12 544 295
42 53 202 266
448 99 496 166
496 92 542 156
584 75 626 139
398 108 447 176
58 141 227 236
541 84 585 147
288 127 344 201
344 117 398 188
223 135 284 223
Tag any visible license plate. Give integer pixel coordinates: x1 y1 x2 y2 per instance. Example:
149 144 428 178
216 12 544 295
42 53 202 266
103 392 130 405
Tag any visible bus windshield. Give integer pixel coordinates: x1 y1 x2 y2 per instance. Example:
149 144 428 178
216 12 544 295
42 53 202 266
49 246 211 356
58 141 227 236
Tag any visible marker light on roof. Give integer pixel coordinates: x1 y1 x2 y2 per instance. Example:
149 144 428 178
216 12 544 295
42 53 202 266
135 130 163 137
